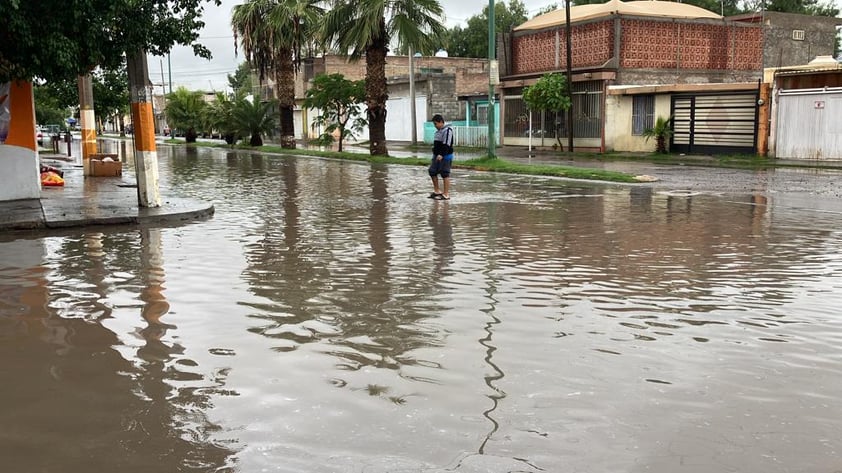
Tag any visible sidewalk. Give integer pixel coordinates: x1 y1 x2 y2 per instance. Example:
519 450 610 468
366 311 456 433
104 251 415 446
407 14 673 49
0 154 214 233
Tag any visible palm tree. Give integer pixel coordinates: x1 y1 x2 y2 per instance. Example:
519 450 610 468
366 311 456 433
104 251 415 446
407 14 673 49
322 0 446 156
232 0 323 149
642 116 673 154
164 87 207 143
232 96 278 146
203 91 240 145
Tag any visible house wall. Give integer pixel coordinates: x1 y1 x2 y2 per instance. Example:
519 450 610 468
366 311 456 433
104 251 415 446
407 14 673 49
296 55 489 99
604 94 672 152
759 12 841 68
512 20 615 75
510 17 763 83
618 19 762 74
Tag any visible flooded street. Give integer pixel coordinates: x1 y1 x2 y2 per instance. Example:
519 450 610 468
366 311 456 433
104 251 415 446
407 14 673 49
2 142 842 472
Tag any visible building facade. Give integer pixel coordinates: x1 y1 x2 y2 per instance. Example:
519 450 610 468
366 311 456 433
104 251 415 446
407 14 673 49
499 0 841 154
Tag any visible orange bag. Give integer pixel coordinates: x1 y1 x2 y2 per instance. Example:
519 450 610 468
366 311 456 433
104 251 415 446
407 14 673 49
41 171 65 187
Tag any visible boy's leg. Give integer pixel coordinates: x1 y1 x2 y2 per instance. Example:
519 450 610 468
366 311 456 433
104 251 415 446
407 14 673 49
430 175 440 195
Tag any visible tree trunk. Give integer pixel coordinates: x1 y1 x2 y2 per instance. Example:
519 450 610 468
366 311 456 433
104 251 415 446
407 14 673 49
365 19 389 156
250 133 263 146
278 49 296 149
656 136 666 153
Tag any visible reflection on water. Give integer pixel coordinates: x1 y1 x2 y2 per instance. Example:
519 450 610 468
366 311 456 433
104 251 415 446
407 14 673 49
3 143 842 472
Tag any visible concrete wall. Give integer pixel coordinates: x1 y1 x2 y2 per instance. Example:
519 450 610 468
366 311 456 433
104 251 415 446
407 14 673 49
296 55 490 99
760 12 841 68
604 93 672 152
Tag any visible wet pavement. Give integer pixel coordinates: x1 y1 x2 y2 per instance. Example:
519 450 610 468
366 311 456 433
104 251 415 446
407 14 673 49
3 137 841 232
3 141 842 472
0 151 213 232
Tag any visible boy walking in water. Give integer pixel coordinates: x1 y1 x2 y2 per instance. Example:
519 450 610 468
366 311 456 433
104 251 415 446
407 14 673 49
429 114 454 200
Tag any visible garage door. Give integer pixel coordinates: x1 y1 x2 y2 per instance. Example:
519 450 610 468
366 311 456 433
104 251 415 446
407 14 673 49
670 92 759 154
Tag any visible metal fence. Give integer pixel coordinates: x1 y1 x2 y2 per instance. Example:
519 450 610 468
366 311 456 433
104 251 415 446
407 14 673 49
503 80 603 140
452 125 488 148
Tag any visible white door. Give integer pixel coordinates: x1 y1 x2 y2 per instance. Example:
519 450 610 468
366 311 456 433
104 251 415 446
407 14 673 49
777 88 842 160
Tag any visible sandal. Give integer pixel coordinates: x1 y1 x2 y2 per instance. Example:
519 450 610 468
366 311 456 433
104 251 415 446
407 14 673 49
434 194 450 200
428 192 442 199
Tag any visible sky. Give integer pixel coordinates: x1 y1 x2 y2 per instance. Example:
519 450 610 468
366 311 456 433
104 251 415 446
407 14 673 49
148 0 554 93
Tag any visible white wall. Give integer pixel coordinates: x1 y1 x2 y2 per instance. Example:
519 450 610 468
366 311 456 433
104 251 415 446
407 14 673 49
301 95 427 144
0 145 41 201
604 94 671 153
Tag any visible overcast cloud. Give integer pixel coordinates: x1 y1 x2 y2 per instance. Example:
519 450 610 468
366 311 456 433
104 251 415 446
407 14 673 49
149 0 553 93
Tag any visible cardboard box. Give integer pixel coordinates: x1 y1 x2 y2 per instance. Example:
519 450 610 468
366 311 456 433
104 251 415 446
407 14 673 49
90 159 122 177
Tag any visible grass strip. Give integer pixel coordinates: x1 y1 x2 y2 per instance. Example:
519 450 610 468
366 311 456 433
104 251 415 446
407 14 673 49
165 140 642 184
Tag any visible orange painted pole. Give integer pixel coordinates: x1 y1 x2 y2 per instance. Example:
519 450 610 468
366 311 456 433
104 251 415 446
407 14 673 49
0 80 40 201
126 51 161 207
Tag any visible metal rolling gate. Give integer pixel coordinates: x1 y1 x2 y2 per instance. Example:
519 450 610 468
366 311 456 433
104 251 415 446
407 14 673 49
670 92 759 154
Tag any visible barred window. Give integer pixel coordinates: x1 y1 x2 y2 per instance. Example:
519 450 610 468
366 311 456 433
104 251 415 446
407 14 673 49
632 95 655 135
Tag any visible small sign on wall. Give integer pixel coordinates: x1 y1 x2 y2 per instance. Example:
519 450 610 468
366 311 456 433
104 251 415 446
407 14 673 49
815 101 825 109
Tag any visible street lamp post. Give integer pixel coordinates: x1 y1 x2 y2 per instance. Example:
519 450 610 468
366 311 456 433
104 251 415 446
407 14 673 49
488 0 496 158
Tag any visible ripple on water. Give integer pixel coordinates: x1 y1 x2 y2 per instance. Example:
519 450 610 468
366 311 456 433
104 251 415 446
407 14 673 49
4 148 842 472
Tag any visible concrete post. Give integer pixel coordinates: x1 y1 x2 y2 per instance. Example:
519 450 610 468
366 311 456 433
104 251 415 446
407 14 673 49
77 74 98 174
0 81 40 201
126 51 162 208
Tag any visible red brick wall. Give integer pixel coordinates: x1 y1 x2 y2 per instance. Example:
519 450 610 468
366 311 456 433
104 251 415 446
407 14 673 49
620 19 679 69
620 20 761 70
511 18 762 76
573 21 615 69
512 21 614 75
513 30 557 74
310 55 489 97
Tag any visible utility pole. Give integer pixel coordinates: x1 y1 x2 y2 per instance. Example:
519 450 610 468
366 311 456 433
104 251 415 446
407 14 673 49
409 47 417 146
488 0 497 158
167 53 173 94
126 50 162 208
565 0 574 153
77 74 98 168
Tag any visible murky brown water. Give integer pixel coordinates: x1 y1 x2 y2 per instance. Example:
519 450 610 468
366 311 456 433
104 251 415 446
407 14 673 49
3 143 842 472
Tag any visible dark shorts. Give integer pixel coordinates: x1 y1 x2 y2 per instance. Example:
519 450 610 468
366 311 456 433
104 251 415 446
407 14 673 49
429 154 454 178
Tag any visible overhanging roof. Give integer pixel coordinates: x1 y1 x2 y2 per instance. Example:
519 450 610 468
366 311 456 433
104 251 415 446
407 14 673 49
514 0 722 31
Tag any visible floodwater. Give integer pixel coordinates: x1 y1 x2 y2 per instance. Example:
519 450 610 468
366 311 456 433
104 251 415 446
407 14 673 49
3 142 842 473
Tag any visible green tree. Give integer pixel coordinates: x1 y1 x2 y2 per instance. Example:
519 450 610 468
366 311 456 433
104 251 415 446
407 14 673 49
232 0 323 149
92 66 130 133
322 0 446 156
165 87 208 143
303 73 367 152
1 0 220 83
231 97 277 146
641 116 673 154
227 62 255 96
765 0 839 15
535 3 559 16
445 1 528 58
522 72 571 150
34 80 77 129
203 91 241 145
33 86 70 129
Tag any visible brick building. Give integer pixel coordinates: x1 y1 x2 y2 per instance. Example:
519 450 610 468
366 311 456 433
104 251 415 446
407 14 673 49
276 54 492 142
499 0 841 154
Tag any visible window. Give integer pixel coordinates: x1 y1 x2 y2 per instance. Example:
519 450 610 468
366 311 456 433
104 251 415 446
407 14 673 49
632 95 655 135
